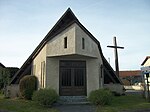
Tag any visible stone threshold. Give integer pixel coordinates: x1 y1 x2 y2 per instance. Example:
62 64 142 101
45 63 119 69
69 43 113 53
57 96 90 105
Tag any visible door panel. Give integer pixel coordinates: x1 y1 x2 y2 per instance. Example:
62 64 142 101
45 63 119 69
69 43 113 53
74 68 84 86
60 68 72 96
61 68 71 86
59 61 86 96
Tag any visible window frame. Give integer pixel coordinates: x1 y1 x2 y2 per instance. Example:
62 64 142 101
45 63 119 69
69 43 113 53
82 38 85 49
64 37 67 48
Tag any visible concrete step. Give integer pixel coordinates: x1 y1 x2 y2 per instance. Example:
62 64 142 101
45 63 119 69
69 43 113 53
58 96 90 104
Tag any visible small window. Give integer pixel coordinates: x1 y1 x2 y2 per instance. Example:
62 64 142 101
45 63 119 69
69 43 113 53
64 37 67 48
82 38 85 49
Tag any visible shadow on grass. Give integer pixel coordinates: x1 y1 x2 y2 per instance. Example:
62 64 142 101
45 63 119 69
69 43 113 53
96 94 150 112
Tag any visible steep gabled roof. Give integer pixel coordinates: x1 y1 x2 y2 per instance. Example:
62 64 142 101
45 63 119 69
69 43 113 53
10 8 122 84
141 56 150 66
10 8 78 84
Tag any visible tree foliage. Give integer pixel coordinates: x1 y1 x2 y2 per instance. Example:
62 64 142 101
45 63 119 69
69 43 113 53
0 67 18 90
0 67 8 89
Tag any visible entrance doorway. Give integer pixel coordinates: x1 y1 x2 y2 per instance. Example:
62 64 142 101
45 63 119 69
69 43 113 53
59 60 86 96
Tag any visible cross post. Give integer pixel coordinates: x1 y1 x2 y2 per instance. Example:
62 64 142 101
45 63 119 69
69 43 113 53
107 37 124 77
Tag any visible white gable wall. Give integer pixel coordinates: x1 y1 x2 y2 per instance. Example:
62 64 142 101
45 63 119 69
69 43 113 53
46 23 76 57
45 23 103 96
75 23 101 58
46 23 102 59
143 58 150 66
32 23 104 96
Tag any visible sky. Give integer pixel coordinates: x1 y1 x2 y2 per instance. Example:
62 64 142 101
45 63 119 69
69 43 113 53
0 0 150 70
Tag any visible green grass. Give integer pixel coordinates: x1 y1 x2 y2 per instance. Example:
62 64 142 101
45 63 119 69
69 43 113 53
0 94 58 112
96 94 150 112
0 94 150 112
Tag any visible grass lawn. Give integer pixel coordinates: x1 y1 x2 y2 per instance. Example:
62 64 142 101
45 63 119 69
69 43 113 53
0 94 58 112
0 94 150 112
96 94 150 112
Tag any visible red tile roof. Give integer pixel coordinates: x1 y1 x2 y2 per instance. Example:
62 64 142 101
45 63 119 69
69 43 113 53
119 70 141 77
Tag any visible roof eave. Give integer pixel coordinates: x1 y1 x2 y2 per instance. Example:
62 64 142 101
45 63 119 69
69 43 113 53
141 56 150 66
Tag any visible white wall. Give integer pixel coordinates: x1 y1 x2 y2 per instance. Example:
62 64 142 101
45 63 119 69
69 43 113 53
46 24 76 57
45 23 103 96
46 56 101 96
46 57 59 93
75 24 101 58
143 58 150 67
33 45 47 88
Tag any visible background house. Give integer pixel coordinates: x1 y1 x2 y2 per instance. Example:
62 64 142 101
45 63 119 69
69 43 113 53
0 63 19 91
0 63 6 90
119 70 142 85
141 56 150 98
141 56 150 67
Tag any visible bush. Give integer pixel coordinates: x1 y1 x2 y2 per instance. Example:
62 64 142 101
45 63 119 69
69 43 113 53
19 75 38 100
88 88 113 105
112 91 121 96
32 88 58 106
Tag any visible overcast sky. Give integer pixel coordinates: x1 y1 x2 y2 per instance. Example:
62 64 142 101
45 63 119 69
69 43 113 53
0 0 150 70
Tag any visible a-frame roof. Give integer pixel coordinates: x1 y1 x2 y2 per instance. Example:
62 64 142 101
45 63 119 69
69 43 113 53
10 8 122 84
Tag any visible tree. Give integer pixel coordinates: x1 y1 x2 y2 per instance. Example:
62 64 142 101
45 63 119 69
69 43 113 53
0 67 19 90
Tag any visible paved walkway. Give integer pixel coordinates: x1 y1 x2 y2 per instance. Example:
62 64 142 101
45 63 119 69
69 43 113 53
1 107 150 112
54 104 150 112
54 104 96 112
0 110 10 112
122 109 150 112
125 90 143 95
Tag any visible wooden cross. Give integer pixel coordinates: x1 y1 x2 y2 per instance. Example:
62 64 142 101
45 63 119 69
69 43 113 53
107 37 124 77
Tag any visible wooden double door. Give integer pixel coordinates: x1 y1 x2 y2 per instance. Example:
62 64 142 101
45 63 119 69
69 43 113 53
59 60 86 96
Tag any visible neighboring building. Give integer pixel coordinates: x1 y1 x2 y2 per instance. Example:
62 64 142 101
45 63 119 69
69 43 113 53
0 63 19 90
8 8 123 98
6 67 19 79
0 63 6 89
0 63 6 78
119 70 142 85
0 63 5 68
141 56 150 99
141 56 150 66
